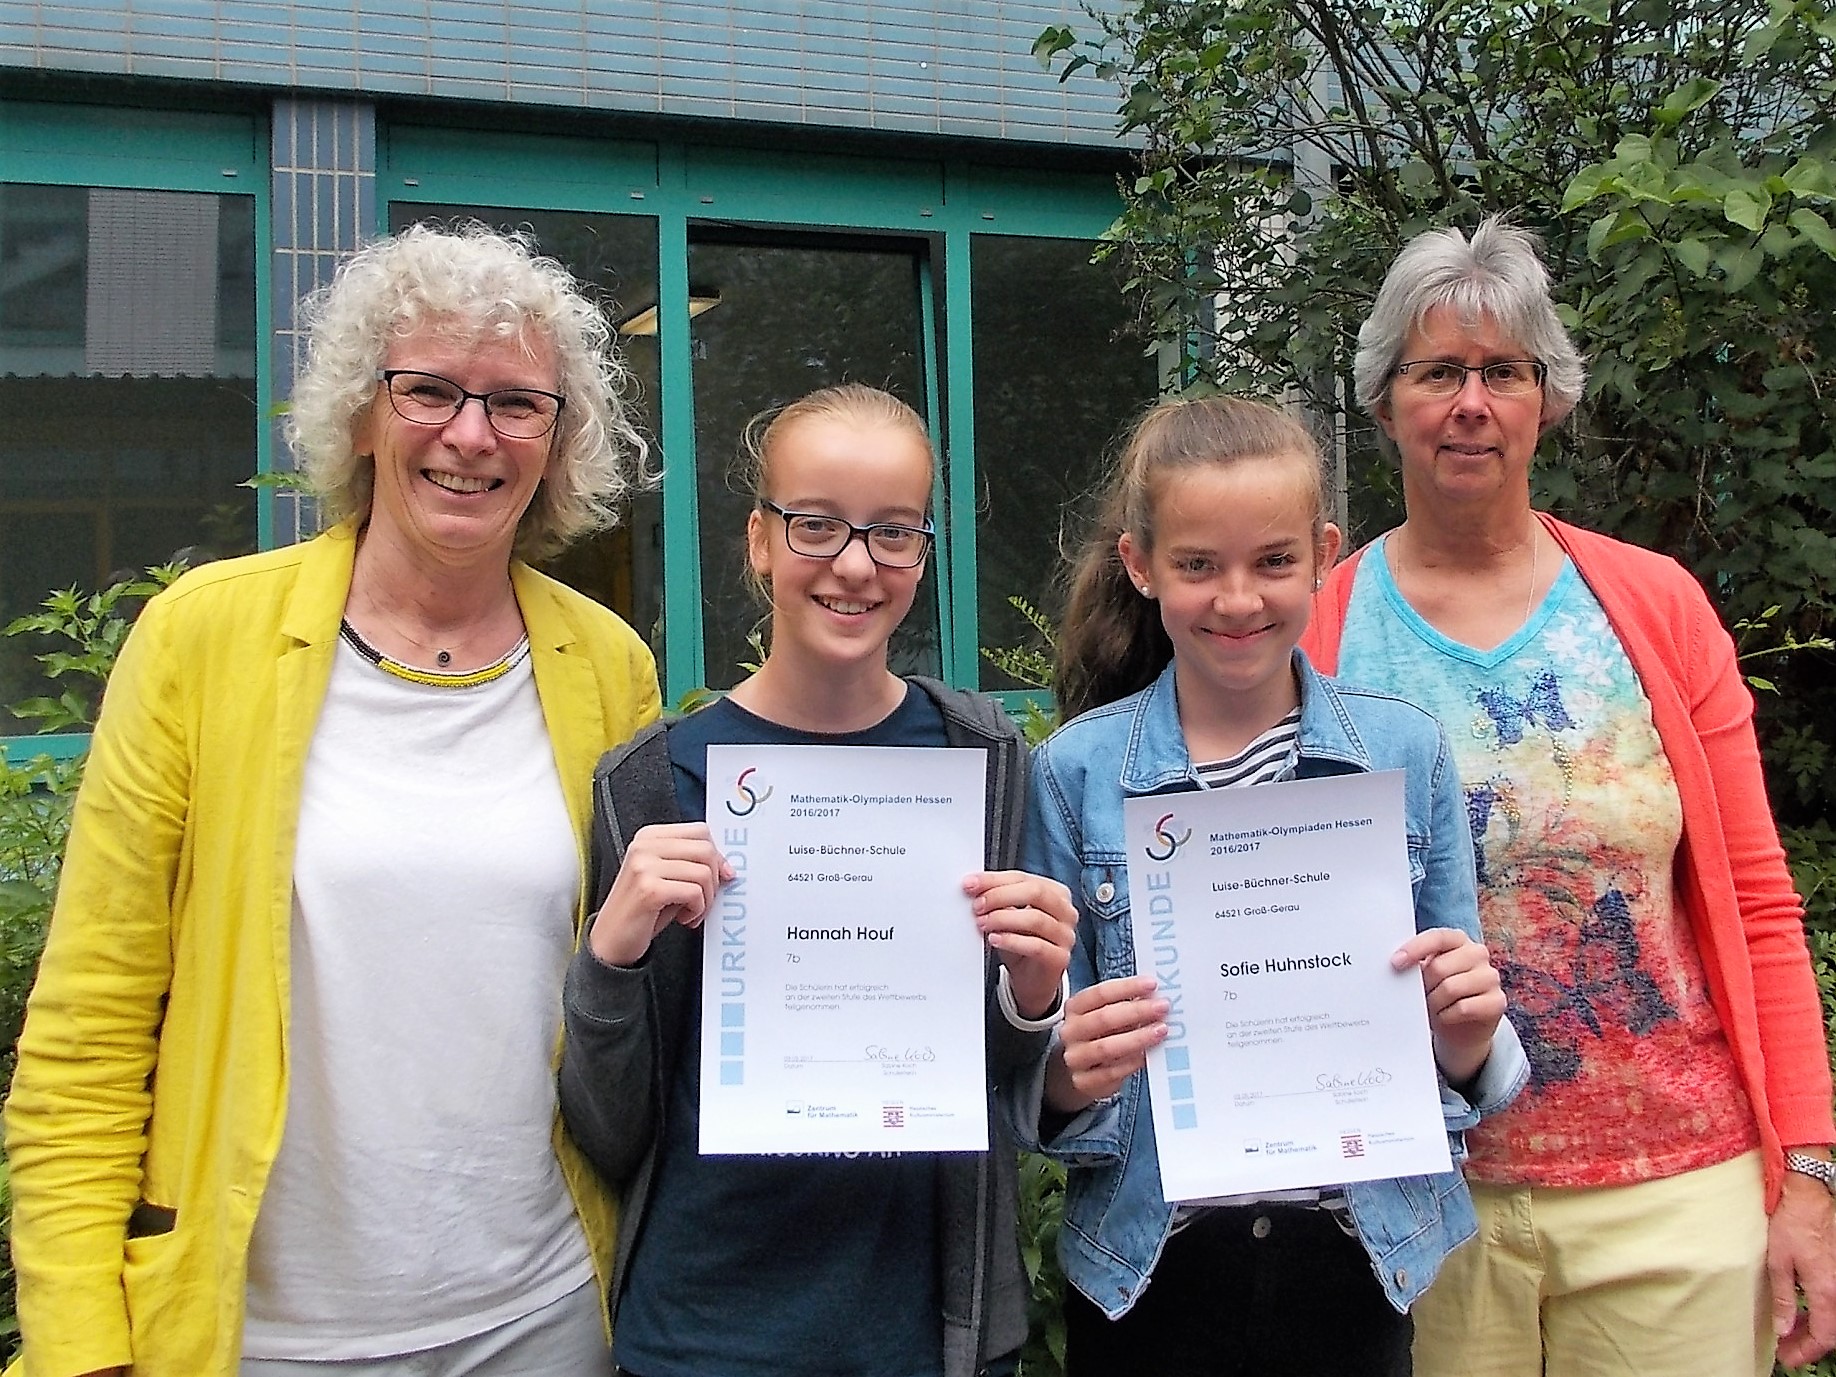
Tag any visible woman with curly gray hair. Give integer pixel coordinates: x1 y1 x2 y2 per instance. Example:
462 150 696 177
1302 216 1836 1376
6 222 661 1377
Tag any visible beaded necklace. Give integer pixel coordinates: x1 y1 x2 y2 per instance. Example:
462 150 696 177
338 620 530 689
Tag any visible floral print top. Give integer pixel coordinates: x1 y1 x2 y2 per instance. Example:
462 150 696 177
1335 538 1755 1186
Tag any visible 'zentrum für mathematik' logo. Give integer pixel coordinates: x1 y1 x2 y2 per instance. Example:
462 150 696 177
725 766 773 816
1145 812 1191 862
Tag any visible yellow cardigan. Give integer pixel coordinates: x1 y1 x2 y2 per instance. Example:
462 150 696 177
4 524 661 1377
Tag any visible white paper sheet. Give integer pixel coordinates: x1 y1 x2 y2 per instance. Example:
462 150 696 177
1123 770 1453 1201
698 743 990 1154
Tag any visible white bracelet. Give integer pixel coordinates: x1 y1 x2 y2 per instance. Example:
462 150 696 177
997 965 1069 1031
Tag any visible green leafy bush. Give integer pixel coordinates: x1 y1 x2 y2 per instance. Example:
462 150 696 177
1787 821 1836 1081
1781 821 1836 1377
0 755 80 1094
1038 0 1836 823
0 567 179 1366
1015 1152 1069 1377
0 1156 12 1360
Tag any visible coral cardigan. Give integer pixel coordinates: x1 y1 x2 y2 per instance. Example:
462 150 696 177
1301 512 1834 1207
5 523 661 1377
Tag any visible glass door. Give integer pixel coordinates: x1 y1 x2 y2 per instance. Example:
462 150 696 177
969 233 1159 690
685 230 942 690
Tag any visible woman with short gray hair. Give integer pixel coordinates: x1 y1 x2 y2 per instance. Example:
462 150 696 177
1348 220 1587 426
6 222 660 1377
1302 215 1836 1376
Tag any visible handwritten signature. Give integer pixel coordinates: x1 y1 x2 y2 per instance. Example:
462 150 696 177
865 1045 938 1064
1315 1066 1393 1090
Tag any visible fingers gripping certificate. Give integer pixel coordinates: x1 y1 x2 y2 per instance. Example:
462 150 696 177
699 744 990 1154
1124 771 1452 1201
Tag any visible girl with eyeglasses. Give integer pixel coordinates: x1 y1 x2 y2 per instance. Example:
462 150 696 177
556 383 1078 1377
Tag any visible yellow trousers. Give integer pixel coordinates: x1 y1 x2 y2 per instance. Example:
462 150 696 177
1413 1150 1771 1377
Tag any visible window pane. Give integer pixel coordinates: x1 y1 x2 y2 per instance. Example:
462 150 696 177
0 184 259 711
971 236 1157 690
387 204 664 651
687 238 939 689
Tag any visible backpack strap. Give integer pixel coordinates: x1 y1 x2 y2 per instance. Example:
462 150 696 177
588 719 679 912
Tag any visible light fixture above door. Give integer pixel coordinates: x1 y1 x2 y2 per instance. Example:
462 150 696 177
616 292 722 336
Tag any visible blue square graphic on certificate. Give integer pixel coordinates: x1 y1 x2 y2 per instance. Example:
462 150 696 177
1165 1046 1191 1073
1172 1103 1199 1131
720 1060 744 1085
1168 1074 1194 1101
721 1032 744 1057
721 1002 745 1028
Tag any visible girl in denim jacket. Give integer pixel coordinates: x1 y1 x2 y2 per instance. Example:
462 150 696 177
1020 396 1527 1376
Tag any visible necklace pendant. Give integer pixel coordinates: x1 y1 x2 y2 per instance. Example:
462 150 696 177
437 649 452 666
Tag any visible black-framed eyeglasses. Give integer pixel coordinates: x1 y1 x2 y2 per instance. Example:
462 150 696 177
376 369 567 439
1392 359 1547 398
760 501 935 569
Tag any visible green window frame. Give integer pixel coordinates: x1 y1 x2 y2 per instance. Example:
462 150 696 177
382 124 1131 708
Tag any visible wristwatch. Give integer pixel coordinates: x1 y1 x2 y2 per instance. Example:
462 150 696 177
1785 1150 1836 1193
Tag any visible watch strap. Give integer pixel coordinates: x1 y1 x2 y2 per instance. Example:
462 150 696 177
1785 1150 1836 1193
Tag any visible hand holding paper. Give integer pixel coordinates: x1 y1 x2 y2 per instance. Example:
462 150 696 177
1122 770 1454 1200
698 743 991 1154
1046 975 1170 1113
589 821 733 967
967 870 1078 1019
1390 928 1505 1087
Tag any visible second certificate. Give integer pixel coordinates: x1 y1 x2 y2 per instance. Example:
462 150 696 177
1123 770 1452 1201
699 743 990 1155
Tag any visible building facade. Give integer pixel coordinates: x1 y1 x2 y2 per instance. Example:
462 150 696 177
1 2 1154 717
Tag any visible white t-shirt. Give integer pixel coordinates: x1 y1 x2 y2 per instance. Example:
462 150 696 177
241 637 592 1359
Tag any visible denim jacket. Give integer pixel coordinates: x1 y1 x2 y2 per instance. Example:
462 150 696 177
1017 654 1528 1317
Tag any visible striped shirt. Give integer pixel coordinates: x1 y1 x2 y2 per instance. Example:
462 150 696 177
1193 709 1300 790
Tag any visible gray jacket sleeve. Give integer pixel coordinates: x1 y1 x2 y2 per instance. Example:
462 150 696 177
558 947 660 1189
558 722 678 1187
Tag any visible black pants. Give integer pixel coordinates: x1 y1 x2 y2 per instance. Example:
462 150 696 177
1064 1204 1412 1377
618 1355 1016 1377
